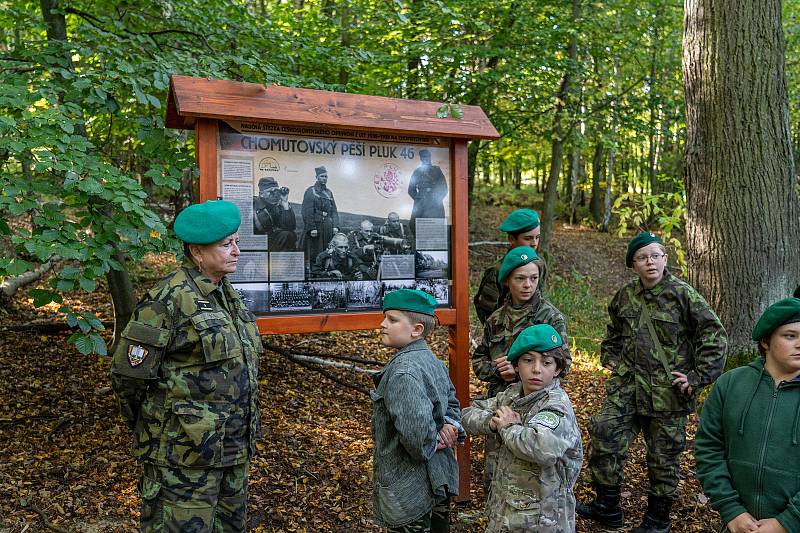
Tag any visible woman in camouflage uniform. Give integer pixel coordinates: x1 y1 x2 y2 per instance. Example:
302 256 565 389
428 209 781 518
471 246 571 487
111 200 263 532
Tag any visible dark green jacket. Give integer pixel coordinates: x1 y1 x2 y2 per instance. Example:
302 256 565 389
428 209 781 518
110 261 263 468
696 359 800 532
600 271 727 415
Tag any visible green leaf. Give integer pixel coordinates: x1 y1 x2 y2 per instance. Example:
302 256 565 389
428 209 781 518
436 103 449 119
60 122 74 134
28 289 62 307
449 104 463 119
78 277 97 293
146 94 161 108
71 333 95 355
92 334 108 356
0 218 10 236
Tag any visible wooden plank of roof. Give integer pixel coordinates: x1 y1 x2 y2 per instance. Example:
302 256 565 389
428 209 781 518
165 75 500 140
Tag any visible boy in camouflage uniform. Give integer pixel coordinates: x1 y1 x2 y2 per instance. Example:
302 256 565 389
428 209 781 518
372 289 464 533
463 324 583 532
474 209 542 324
472 246 570 489
111 201 263 532
577 231 728 533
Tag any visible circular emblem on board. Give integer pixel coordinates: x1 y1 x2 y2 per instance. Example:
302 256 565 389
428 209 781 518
374 163 403 198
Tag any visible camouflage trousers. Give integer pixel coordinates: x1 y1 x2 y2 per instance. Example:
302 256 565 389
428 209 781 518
387 498 451 533
588 402 687 498
139 461 249 532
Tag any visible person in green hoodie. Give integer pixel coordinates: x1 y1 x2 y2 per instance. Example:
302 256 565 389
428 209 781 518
696 297 800 533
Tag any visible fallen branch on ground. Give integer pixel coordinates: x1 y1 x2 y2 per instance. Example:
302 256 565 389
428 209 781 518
262 341 371 395
2 321 114 333
21 499 73 533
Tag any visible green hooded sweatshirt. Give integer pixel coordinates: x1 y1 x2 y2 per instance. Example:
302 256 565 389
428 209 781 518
695 357 800 532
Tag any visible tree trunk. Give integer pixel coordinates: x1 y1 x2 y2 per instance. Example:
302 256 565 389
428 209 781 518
540 0 580 254
568 145 580 224
467 141 479 208
40 0 138 346
590 141 604 223
602 53 620 233
683 0 800 357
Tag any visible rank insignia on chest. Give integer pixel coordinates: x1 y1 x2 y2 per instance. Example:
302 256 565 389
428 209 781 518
127 344 149 367
531 411 561 430
195 299 214 312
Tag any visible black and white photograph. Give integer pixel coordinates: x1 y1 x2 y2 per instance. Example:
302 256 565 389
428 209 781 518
232 283 269 313
382 279 416 297
415 250 449 279
268 282 312 311
309 281 347 310
216 121 455 315
415 278 449 305
228 252 268 283
347 280 382 309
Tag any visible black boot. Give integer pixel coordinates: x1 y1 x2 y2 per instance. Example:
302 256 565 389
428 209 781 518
576 484 624 528
631 494 672 533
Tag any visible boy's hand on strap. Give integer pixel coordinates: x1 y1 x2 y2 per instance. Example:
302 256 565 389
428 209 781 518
492 405 521 432
727 512 759 533
436 424 458 450
754 519 787 533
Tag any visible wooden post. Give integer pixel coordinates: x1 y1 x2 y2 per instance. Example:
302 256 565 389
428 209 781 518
195 118 219 201
450 139 471 501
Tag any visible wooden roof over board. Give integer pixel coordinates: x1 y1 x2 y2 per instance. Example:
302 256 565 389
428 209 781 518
165 75 500 140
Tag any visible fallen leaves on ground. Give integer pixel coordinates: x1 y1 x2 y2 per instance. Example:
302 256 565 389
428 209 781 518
0 213 720 532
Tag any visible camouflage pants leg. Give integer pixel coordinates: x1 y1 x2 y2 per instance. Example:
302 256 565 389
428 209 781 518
139 462 249 532
641 415 687 498
587 399 641 487
483 434 501 493
387 498 451 533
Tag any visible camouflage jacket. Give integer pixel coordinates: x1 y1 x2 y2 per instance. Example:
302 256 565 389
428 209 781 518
600 271 727 415
474 258 548 324
370 339 461 527
110 261 263 468
474 260 503 325
472 293 571 398
462 380 583 532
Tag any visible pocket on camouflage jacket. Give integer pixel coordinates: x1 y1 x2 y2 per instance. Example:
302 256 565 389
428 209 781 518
111 321 170 380
166 399 231 468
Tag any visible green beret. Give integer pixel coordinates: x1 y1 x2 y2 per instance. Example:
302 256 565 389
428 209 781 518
498 209 540 234
507 324 563 363
751 297 800 341
626 231 662 267
382 289 437 316
174 200 241 244
497 246 540 284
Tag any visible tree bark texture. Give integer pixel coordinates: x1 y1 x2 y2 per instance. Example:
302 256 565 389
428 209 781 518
683 0 800 355
540 0 580 253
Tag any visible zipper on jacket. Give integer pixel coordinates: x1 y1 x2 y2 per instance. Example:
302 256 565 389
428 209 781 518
754 383 781 517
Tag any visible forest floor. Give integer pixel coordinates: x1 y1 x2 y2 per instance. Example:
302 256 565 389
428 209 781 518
0 195 719 532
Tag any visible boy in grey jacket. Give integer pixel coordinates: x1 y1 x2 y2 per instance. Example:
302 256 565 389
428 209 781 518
371 289 464 532
463 324 583 532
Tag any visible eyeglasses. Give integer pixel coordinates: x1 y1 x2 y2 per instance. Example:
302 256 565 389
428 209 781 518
633 253 666 264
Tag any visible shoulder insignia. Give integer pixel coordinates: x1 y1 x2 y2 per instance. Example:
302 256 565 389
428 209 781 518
531 410 561 430
127 344 149 367
195 299 214 312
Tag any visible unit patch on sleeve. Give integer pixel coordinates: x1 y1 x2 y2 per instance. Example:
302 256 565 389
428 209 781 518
127 344 149 367
531 410 561 430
